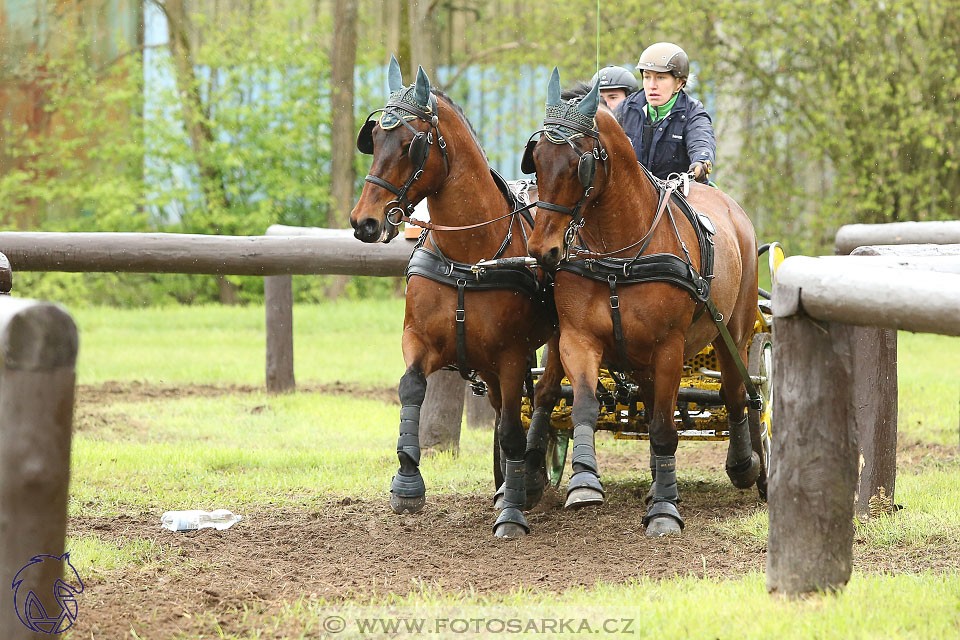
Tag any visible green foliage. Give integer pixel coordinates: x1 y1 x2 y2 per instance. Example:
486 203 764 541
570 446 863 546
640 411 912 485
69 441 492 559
451 0 960 254
0 41 150 231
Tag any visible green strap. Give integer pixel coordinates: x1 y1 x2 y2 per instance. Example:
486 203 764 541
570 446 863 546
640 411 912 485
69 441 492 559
704 299 763 411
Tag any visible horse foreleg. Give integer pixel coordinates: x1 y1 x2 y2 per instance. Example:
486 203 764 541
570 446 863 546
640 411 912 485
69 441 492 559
643 337 685 537
492 355 532 538
561 338 605 510
714 337 761 489
524 333 563 509
389 336 442 515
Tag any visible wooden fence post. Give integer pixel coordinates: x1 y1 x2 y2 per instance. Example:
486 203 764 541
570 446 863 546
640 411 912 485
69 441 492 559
0 298 78 639
767 308 859 596
844 246 900 516
265 275 295 393
419 370 466 452
0 252 10 295
465 384 496 430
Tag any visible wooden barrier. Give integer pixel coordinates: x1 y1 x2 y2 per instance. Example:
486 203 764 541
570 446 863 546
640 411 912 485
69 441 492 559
835 221 960 256
262 225 473 448
0 252 10 295
767 253 960 597
0 298 78 639
0 231 414 276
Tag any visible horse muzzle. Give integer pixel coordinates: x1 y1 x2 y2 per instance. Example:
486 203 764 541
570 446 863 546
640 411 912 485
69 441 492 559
528 245 562 271
352 216 384 243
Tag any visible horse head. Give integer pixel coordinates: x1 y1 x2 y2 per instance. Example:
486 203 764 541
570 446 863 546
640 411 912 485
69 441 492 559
525 68 621 270
351 56 449 243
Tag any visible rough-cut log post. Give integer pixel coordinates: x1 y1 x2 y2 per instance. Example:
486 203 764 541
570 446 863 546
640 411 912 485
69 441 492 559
767 309 859 596
465 387 496 430
846 247 900 516
0 298 78 639
0 252 10 294
265 275 295 393
419 370 466 452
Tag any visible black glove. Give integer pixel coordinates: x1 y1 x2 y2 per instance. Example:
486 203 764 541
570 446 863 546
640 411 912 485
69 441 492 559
688 160 712 183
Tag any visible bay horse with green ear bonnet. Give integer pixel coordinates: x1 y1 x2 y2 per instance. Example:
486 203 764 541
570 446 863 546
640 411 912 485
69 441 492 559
350 57 564 538
523 68 763 537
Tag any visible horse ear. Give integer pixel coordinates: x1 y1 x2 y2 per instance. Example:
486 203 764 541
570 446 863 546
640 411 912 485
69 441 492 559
414 66 431 107
577 79 601 119
546 67 561 107
388 55 403 93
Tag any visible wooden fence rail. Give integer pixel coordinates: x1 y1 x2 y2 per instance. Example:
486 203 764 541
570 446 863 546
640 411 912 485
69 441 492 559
767 250 960 598
0 297 78 639
834 221 960 256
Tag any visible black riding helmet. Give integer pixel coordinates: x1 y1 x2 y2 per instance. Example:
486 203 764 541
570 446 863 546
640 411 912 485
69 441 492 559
589 66 639 93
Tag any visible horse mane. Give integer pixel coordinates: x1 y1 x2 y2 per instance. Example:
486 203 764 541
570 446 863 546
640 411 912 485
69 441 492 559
431 88 488 161
561 82 593 101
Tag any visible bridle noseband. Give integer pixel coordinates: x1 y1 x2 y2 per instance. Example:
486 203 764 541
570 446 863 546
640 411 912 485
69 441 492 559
524 116 608 258
357 94 449 227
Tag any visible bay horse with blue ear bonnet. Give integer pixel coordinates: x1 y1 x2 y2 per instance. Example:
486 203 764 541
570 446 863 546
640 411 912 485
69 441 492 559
350 56 563 538
523 68 764 537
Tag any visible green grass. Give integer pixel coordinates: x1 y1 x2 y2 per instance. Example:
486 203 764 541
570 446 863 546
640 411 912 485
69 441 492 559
898 332 960 445
72 299 407 386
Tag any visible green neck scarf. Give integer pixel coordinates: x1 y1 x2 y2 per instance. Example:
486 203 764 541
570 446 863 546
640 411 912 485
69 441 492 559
645 91 680 123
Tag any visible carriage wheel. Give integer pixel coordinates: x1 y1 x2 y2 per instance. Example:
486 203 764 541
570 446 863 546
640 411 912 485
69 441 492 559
748 332 773 501
545 428 570 488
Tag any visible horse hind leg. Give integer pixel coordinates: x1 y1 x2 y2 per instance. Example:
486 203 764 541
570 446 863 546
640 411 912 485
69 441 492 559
523 334 563 510
714 339 761 489
390 366 429 514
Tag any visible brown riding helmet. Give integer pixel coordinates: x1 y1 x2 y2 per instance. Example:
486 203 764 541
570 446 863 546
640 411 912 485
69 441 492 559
636 42 689 79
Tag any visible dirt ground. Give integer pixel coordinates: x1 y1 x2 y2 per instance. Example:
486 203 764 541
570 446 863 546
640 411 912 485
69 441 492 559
67 383 960 638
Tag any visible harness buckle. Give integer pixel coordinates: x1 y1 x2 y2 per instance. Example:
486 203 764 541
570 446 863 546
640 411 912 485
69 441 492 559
748 394 763 412
438 135 446 149
427 132 434 144
610 294 620 309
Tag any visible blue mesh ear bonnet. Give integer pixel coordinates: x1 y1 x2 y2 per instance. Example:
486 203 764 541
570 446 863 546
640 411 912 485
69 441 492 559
379 85 435 129
543 99 597 142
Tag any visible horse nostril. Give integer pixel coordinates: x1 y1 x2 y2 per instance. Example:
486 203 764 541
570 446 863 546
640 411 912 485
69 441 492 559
354 217 382 242
545 246 560 267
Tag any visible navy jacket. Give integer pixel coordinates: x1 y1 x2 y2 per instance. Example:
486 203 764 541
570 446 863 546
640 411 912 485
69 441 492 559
616 90 716 180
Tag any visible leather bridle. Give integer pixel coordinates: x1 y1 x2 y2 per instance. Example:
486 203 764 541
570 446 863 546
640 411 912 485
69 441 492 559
523 117 609 259
358 95 449 228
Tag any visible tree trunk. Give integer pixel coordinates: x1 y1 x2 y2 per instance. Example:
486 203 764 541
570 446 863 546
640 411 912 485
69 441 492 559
408 0 435 79
328 0 359 300
161 0 236 303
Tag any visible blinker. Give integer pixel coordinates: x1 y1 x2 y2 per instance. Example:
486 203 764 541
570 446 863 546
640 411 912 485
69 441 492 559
357 119 376 154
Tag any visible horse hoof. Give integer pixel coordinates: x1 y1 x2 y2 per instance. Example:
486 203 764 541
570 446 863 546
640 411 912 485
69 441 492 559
494 522 529 539
726 452 762 489
390 493 425 514
645 516 682 537
564 487 604 509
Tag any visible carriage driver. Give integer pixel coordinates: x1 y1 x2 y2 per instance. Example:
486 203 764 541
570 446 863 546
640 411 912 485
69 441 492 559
589 65 639 112
616 42 716 183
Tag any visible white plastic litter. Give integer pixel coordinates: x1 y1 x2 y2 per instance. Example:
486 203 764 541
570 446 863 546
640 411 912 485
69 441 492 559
161 509 242 532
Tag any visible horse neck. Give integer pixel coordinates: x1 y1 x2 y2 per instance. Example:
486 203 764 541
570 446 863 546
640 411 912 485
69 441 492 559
582 149 670 255
423 103 517 262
